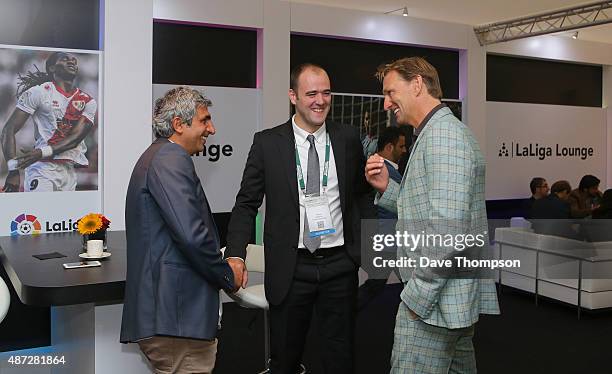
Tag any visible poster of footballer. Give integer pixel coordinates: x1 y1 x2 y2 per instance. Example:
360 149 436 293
0 46 100 193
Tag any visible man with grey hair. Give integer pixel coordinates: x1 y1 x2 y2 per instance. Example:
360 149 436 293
121 86 246 374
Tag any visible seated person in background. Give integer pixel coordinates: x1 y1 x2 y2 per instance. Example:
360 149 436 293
531 180 579 239
374 126 406 200
523 177 549 218
592 189 612 219
568 174 603 218
531 180 571 219
582 189 612 241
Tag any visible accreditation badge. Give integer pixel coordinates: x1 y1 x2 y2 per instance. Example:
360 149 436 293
304 193 336 237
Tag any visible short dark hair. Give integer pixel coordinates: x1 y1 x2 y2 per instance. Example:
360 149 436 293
377 126 404 152
578 175 600 190
45 52 66 72
600 189 612 204
530 177 546 194
290 63 326 91
551 180 571 195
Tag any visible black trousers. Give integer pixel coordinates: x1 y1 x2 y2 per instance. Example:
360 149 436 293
269 247 358 374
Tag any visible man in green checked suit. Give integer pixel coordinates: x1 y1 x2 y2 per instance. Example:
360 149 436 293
365 57 500 373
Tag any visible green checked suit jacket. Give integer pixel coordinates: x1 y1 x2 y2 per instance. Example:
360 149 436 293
378 107 500 329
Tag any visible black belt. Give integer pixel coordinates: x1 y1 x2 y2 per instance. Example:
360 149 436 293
297 245 345 259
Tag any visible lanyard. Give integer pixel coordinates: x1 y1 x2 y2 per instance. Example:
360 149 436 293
295 133 330 194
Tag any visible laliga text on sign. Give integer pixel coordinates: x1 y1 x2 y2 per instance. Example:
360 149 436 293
498 142 594 161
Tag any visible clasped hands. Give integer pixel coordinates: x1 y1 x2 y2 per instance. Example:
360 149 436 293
226 258 248 293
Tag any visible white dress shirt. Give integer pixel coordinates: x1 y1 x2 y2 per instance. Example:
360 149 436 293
383 158 398 170
292 115 344 249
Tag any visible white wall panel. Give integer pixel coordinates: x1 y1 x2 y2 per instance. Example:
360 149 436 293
486 101 606 199
461 30 487 155
103 0 153 230
154 0 263 28
262 0 290 128
289 2 470 51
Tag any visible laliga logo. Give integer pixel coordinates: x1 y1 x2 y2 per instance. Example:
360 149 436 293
498 143 509 157
10 213 42 236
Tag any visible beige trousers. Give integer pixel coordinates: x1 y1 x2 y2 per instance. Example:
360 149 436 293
138 336 217 374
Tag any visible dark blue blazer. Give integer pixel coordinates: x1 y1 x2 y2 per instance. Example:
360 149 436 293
530 195 571 219
378 160 403 220
120 138 234 343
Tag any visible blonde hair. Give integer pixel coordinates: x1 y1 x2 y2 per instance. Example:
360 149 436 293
376 57 443 99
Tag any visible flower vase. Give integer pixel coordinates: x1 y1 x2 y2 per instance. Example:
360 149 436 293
82 229 108 251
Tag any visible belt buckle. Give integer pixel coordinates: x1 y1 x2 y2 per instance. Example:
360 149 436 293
314 253 324 259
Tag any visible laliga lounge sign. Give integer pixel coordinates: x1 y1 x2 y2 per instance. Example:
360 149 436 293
10 213 78 236
498 142 594 161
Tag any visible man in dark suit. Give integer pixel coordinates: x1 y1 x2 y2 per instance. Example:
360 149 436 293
225 63 375 373
358 126 405 310
524 177 549 218
531 180 578 239
375 127 406 218
120 87 246 374
531 180 571 220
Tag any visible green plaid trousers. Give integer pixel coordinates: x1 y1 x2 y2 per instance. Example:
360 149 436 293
391 302 476 374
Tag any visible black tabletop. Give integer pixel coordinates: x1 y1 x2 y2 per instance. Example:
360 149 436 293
0 231 127 306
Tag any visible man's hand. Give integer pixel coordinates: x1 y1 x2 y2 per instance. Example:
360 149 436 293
365 154 389 194
408 308 420 321
15 148 43 169
227 258 248 292
2 170 20 192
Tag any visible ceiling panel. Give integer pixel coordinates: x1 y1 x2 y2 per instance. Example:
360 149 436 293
289 0 612 44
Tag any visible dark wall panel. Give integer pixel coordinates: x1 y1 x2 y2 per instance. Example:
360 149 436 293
0 0 99 50
153 22 257 88
487 54 602 107
291 34 460 99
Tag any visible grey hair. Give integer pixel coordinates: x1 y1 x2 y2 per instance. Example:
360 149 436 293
152 86 213 138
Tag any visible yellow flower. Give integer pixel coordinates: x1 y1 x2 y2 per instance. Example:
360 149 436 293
78 213 103 235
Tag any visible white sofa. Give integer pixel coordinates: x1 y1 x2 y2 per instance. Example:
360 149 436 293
494 227 612 313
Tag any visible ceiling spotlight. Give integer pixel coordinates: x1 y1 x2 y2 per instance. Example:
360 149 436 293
385 6 409 17
572 31 579 39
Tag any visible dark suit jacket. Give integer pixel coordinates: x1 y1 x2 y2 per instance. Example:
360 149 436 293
530 194 579 239
378 160 402 220
225 120 375 305
120 138 234 343
531 194 571 220
523 196 536 219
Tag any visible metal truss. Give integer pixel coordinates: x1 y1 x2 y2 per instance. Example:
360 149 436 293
474 1 612 45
